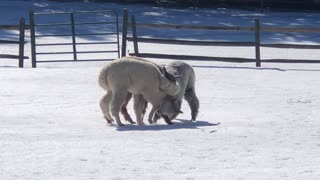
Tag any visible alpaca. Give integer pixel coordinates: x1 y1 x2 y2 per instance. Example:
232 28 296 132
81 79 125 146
98 56 181 126
154 61 199 123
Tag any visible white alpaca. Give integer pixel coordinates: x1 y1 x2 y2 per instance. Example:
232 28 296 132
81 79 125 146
98 57 180 126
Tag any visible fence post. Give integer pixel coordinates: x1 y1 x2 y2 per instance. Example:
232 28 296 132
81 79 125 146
255 19 261 67
18 17 25 68
115 12 120 58
70 13 77 61
29 10 37 68
261 0 264 10
131 15 139 56
121 9 128 57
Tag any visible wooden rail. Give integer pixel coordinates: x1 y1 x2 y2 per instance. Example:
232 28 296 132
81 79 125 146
0 24 30 30
129 23 254 31
128 53 256 62
126 37 255 46
262 27 320 33
128 53 320 64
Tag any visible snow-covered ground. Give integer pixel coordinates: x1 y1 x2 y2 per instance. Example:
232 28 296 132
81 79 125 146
1 1 320 179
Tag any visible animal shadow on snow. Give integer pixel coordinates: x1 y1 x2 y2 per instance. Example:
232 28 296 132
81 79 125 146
115 119 220 131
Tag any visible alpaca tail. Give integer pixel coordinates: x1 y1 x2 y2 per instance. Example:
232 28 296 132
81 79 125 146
98 65 109 91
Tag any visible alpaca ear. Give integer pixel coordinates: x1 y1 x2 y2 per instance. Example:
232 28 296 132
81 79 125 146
163 67 180 81
162 66 168 74
174 74 181 78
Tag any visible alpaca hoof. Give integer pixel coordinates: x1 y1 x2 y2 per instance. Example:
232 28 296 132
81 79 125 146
105 117 114 124
125 117 136 124
162 115 173 125
137 122 145 126
127 120 136 124
165 120 173 125
152 119 159 124
117 123 125 126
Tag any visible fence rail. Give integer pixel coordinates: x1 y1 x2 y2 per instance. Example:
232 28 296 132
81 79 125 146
129 23 320 33
121 10 320 67
0 24 30 30
0 18 29 68
131 23 255 31
126 37 256 46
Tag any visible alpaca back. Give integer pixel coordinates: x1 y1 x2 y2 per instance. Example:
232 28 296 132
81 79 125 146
165 61 195 100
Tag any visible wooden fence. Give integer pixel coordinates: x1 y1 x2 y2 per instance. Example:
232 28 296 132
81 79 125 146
0 18 29 68
121 9 320 67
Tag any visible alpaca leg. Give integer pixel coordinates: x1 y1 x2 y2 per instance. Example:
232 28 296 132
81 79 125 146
110 89 127 126
184 88 199 121
133 94 146 125
121 92 136 124
148 106 158 125
152 113 161 124
142 99 148 120
162 114 173 125
99 92 114 123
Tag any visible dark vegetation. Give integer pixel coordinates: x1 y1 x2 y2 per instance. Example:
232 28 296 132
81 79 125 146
49 0 320 11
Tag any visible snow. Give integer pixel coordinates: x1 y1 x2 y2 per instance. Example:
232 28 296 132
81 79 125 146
1 1 320 179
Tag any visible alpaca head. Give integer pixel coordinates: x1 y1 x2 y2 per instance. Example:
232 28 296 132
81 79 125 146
157 96 183 120
159 67 181 96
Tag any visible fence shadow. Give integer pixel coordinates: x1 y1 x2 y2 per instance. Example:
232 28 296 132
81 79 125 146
192 65 286 71
0 65 18 68
192 64 320 72
115 119 220 131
